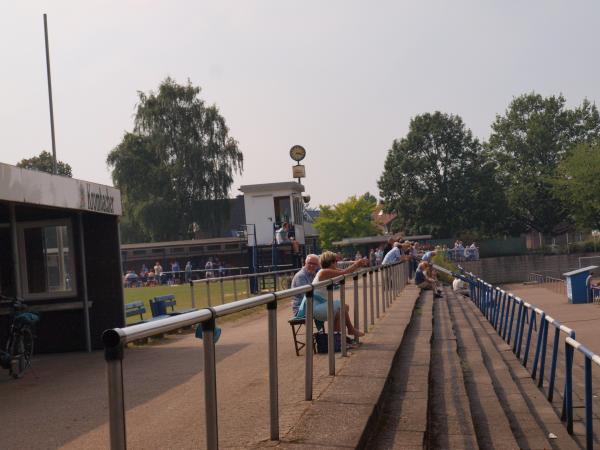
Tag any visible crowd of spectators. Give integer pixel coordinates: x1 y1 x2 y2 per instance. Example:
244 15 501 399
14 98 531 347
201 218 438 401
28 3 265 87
123 258 234 288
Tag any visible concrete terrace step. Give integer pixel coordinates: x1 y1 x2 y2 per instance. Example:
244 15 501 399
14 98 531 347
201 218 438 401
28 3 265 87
460 294 581 450
427 291 478 449
364 292 433 449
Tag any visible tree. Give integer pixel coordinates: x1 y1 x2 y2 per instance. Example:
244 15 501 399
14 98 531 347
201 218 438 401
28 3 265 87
314 194 380 249
378 112 508 237
107 78 243 243
17 150 72 177
554 141 600 230
488 93 600 234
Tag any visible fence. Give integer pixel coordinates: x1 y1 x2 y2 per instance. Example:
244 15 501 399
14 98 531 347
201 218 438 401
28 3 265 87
187 267 300 309
450 266 598 449
103 260 410 450
528 272 567 295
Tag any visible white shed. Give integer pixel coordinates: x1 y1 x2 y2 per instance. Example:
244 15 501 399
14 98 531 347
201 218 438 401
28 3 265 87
239 182 306 247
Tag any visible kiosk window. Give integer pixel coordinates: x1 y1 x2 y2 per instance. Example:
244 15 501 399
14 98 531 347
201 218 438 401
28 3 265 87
19 220 76 299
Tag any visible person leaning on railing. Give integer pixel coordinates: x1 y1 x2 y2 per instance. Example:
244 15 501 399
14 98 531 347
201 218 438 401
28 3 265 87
297 251 367 338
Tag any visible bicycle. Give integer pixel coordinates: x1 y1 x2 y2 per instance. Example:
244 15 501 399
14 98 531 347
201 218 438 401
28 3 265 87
0 295 40 379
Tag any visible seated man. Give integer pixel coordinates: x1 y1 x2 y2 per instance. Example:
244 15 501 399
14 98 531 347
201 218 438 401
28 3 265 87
290 254 320 316
415 262 442 298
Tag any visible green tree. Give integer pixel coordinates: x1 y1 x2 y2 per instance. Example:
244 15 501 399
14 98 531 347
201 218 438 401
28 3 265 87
554 141 600 230
17 150 72 177
107 78 243 243
378 112 508 237
314 194 379 249
488 93 600 234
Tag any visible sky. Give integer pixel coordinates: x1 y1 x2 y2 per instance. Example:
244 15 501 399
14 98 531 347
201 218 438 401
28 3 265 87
1 1 600 207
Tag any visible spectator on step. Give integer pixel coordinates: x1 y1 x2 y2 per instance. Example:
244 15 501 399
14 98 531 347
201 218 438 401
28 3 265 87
421 250 436 263
290 254 320 316
375 247 384 266
452 277 470 296
297 251 367 337
383 237 395 257
382 242 402 265
415 262 442 298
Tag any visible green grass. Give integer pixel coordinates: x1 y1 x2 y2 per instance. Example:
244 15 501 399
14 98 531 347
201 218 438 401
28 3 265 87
124 275 293 325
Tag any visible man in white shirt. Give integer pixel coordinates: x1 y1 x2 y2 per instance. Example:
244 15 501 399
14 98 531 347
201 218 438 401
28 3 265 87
275 222 290 244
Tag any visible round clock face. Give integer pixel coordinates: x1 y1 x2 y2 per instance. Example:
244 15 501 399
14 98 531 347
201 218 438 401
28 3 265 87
289 145 306 162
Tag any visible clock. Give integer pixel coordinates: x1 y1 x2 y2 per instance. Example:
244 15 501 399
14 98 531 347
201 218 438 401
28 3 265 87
289 145 306 162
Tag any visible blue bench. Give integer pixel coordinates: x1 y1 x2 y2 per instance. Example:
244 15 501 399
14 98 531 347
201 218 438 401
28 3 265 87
150 294 196 318
125 301 146 322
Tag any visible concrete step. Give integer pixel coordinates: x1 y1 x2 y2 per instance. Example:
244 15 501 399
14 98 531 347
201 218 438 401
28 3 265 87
365 292 433 449
426 290 478 449
446 287 522 449
461 295 581 450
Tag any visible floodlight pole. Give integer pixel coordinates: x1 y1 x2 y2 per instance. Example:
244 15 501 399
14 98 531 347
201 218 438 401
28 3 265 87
43 13 58 175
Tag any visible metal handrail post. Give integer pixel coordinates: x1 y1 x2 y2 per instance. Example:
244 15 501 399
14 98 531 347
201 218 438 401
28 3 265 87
369 271 375 325
305 288 314 400
584 357 593 448
267 300 279 440
353 275 360 344
515 305 526 357
220 278 225 305
202 316 219 450
190 281 196 309
376 268 382 314
565 342 574 433
523 310 536 366
104 337 126 450
327 284 335 376
247 276 251 298
548 325 561 402
206 280 212 307
507 297 517 344
538 316 549 388
531 312 545 379
382 267 387 309
362 272 368 334
340 279 347 357
233 278 238 301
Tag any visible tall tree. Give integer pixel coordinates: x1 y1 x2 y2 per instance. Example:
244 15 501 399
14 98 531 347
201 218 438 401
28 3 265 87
17 150 72 177
314 194 379 249
107 78 243 243
378 112 507 237
488 93 600 234
554 141 600 230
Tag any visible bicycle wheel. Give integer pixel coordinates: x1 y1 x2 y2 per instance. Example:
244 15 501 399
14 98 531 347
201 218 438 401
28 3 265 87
9 327 34 379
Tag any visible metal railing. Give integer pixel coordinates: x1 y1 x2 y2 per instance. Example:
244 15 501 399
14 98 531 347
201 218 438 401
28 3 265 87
527 272 567 295
451 266 597 449
103 260 410 449
187 268 299 309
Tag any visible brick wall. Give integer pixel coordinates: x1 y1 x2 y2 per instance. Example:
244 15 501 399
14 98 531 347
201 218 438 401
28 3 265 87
460 253 600 284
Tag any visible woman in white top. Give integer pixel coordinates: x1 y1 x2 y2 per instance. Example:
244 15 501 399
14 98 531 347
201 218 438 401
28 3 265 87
298 251 367 337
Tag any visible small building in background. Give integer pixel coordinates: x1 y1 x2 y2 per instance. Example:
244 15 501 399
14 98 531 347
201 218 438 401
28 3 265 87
0 163 123 352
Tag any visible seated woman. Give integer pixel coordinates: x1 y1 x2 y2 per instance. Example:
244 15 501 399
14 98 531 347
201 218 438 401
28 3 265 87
297 251 368 337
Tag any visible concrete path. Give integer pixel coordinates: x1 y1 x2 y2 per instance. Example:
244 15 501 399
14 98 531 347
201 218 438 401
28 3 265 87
0 277 412 449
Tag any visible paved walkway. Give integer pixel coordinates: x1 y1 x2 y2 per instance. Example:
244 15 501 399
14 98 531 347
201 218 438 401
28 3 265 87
0 278 412 449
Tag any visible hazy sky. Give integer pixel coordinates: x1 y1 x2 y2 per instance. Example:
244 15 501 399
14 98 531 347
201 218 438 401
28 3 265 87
2 1 599 206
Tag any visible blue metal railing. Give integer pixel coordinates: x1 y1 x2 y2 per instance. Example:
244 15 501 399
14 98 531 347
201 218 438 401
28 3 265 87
437 264 597 449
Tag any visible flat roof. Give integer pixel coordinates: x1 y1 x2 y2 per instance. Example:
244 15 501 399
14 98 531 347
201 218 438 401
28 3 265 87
239 181 305 194
0 162 122 216
122 236 243 250
563 266 599 277
332 234 432 246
